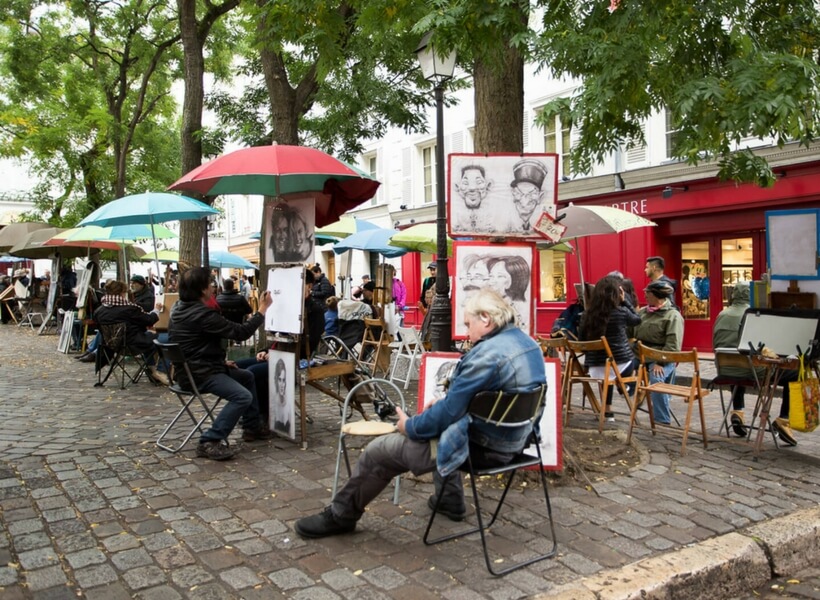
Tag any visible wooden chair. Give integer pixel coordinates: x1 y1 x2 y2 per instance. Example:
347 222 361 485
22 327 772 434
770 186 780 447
627 342 710 455
359 317 391 377
538 336 569 412
565 337 638 433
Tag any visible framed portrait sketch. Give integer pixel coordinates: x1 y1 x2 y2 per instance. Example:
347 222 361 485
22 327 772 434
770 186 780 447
523 358 562 471
448 153 558 239
452 241 536 339
57 311 75 354
76 263 94 309
265 266 305 334
417 352 462 413
268 350 296 439
264 197 316 265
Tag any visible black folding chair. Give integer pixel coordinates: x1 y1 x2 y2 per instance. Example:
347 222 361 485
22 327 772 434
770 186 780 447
424 385 557 577
94 323 148 389
154 340 223 453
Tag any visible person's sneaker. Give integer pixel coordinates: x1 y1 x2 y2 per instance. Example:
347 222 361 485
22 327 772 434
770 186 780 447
730 410 748 437
196 440 236 461
427 495 466 522
295 506 357 538
604 411 615 422
78 352 96 363
772 418 798 446
147 367 170 386
242 424 274 442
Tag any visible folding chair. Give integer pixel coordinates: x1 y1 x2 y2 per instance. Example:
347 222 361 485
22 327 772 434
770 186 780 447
154 341 224 453
331 378 405 504
565 338 638 433
709 349 761 438
389 326 426 389
627 342 710 455
538 336 569 412
424 385 557 577
562 339 605 425
94 323 148 389
359 317 391 377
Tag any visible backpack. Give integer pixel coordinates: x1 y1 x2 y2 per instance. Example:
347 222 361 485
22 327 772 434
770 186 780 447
551 301 584 340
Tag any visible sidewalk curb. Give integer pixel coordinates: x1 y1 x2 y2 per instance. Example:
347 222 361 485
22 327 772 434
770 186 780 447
535 506 820 600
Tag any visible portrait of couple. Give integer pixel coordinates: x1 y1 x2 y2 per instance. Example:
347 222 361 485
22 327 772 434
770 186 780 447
448 154 558 238
452 242 535 338
265 198 316 264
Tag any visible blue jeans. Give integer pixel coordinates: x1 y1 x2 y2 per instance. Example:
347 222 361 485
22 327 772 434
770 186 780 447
648 361 676 424
235 357 269 424
198 368 262 443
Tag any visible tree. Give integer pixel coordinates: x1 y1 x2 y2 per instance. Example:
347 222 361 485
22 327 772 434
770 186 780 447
534 0 820 186
0 0 182 224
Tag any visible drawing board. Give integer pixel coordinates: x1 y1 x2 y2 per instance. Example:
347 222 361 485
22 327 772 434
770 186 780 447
265 266 304 334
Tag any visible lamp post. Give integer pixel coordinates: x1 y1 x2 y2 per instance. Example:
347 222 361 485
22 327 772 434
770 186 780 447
416 32 456 352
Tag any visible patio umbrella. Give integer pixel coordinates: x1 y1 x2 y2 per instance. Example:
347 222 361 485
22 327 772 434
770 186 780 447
8 228 91 259
141 249 257 270
0 222 51 252
78 192 219 290
332 228 407 258
557 203 657 302
316 216 380 239
167 145 380 227
388 223 452 254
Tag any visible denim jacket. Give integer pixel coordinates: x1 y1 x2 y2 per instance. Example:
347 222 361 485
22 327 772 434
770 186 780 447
404 323 546 473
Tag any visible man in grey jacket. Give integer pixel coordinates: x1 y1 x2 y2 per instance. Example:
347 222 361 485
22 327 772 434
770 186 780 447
169 267 274 461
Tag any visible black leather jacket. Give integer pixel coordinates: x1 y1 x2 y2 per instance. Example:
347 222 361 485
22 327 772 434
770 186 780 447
169 300 263 385
95 304 159 354
216 290 252 324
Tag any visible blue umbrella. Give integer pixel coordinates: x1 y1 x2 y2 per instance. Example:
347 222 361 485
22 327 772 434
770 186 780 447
209 250 257 270
78 192 220 289
332 228 407 258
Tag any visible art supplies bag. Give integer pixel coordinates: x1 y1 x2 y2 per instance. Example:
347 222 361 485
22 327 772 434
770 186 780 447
788 355 820 433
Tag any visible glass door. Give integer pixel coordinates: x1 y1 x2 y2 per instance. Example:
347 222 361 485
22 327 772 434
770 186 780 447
681 241 710 320
719 237 754 309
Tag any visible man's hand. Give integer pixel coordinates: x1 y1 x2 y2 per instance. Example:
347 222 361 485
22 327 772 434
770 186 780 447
256 351 268 362
154 301 164 312
396 407 409 435
226 360 237 368
258 290 273 314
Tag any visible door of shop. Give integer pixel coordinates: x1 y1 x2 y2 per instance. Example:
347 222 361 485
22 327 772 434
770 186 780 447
678 231 766 350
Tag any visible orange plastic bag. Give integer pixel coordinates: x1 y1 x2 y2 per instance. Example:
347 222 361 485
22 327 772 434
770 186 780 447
789 356 819 433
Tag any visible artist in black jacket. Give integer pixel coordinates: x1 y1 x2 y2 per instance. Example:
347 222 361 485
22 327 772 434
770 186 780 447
169 267 274 461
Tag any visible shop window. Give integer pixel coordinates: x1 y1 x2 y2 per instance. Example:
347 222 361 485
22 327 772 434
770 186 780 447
539 249 567 302
721 238 753 308
681 241 710 320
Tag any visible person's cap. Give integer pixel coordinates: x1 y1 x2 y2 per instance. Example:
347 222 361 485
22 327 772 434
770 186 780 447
644 280 674 298
363 281 376 292
130 275 146 284
510 159 548 189
427 262 437 270
362 274 371 280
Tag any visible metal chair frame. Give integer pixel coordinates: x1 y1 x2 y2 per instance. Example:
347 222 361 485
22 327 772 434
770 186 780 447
389 326 426 390
94 322 148 389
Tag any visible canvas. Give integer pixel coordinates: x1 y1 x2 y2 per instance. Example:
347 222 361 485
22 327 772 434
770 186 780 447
265 267 305 334
268 350 296 440
264 197 316 264
452 241 536 338
448 153 558 239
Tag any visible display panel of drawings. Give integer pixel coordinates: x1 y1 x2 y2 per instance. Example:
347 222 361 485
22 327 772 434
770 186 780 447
448 153 558 238
418 354 562 470
76 262 94 309
452 241 535 338
265 267 305 334
264 197 316 264
268 350 296 439
57 311 75 354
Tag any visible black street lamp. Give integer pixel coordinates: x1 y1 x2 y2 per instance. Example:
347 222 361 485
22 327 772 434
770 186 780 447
416 32 456 352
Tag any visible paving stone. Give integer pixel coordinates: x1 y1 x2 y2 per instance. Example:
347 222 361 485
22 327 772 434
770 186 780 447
102 532 141 552
0 565 20 586
122 565 167 590
65 548 107 570
24 565 67 591
111 547 154 571
135 585 184 600
84 583 135 600
268 567 316 590
219 566 264 589
17 547 60 570
170 565 215 588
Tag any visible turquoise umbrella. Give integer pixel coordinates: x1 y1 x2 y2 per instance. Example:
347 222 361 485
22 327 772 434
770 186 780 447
332 228 407 258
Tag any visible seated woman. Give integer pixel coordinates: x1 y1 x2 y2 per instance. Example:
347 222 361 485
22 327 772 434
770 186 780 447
94 280 168 386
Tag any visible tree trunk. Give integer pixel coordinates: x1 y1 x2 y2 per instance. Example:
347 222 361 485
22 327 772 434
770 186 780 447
473 45 525 153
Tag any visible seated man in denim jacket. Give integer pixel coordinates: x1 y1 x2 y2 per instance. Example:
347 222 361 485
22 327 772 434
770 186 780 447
295 288 546 538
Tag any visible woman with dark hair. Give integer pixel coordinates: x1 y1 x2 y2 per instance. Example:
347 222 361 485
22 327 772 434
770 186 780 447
486 255 530 330
579 275 642 420
621 278 639 308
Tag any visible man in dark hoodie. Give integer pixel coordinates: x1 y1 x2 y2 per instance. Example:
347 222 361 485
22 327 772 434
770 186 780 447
169 267 274 461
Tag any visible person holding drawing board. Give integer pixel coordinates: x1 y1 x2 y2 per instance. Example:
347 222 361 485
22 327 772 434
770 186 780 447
295 288 546 538
169 267 274 461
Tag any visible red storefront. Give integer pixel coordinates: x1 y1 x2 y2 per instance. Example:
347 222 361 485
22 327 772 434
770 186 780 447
401 154 820 352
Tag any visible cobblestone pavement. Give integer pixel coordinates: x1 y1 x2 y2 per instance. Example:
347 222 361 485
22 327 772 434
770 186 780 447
1 325 819 599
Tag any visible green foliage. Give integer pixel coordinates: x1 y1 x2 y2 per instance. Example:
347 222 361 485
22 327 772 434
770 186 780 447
534 0 820 186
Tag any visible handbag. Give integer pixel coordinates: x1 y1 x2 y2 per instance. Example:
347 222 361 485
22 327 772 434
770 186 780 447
788 355 820 433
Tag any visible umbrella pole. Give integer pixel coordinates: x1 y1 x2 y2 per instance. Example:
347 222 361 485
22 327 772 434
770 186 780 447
575 241 587 308
151 217 163 294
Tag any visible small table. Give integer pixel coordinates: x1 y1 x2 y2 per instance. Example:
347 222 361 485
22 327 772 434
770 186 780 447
750 355 800 457
298 359 369 448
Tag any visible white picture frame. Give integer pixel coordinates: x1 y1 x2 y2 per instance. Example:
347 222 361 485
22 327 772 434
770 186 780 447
57 311 75 354
265 266 305 334
448 153 559 239
76 263 94 309
264 197 316 265
452 241 536 339
417 352 462 413
268 350 296 440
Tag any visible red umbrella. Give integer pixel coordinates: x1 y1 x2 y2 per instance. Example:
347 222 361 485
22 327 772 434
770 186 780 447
167 145 380 227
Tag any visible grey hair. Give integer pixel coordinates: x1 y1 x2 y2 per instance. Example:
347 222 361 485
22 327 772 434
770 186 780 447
463 288 515 329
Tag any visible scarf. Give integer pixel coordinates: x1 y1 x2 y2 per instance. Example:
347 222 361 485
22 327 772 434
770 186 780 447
101 294 134 307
